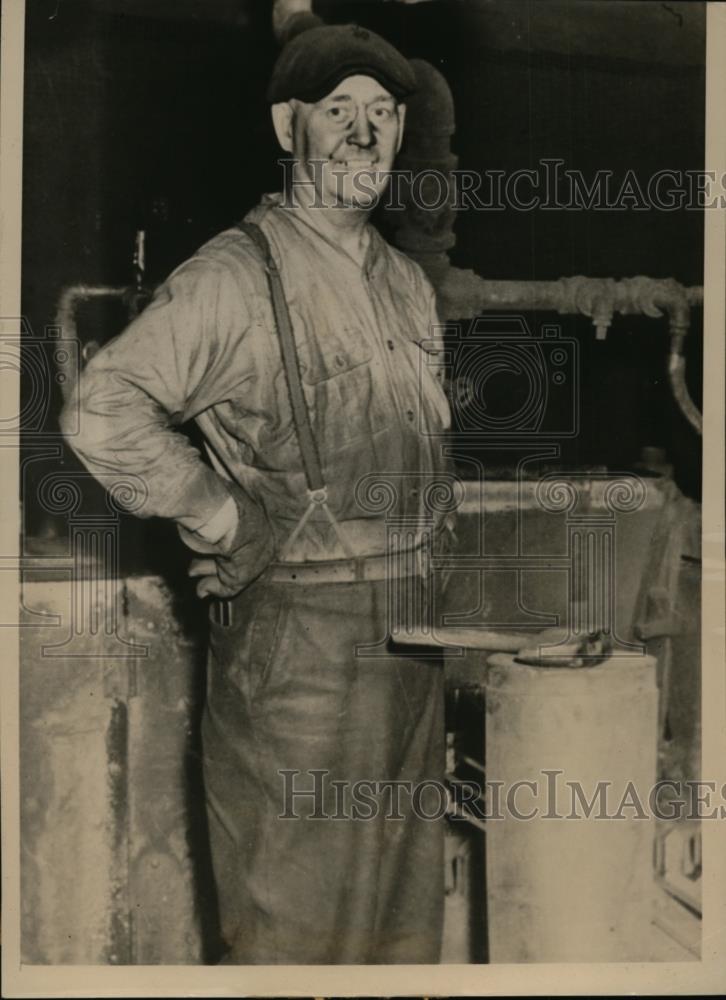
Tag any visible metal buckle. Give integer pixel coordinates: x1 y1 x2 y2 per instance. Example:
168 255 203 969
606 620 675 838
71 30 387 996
211 599 233 627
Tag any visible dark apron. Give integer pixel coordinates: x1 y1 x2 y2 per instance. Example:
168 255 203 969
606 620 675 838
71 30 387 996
203 574 445 964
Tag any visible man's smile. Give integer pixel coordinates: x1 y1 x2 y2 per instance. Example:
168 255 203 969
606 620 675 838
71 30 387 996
332 159 378 167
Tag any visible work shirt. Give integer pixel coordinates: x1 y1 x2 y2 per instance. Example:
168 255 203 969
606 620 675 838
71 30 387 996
63 192 452 561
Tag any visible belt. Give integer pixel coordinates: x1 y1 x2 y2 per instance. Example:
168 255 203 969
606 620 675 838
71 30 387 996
267 549 428 585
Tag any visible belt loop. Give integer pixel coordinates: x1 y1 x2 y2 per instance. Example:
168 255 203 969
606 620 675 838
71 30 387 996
354 556 365 582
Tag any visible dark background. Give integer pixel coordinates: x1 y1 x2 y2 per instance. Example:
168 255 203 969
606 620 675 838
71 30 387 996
21 0 706 548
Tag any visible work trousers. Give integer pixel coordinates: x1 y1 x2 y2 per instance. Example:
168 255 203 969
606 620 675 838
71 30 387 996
201 573 445 964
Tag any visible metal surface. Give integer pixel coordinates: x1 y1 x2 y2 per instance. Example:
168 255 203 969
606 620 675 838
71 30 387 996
20 573 209 964
20 582 122 964
441 476 681 649
484 652 660 963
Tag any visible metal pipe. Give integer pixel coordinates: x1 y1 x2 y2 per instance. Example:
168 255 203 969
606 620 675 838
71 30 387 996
456 752 486 777
668 330 702 435
55 284 132 401
436 269 704 434
445 802 488 835
381 40 704 435
271 0 321 44
437 270 702 330
55 285 133 337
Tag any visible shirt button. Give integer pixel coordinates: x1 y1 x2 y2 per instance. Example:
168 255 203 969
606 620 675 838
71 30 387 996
334 354 345 368
406 409 415 422
387 340 395 351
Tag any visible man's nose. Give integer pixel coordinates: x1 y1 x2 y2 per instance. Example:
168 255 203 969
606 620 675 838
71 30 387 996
347 109 374 148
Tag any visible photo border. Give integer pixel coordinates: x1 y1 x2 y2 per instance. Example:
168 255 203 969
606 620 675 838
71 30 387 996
2 0 724 994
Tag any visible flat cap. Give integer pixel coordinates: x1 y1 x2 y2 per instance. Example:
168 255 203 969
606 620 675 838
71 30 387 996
267 23 417 104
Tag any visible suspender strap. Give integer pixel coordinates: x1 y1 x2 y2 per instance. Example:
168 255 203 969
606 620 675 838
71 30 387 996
236 220 325 494
236 220 356 562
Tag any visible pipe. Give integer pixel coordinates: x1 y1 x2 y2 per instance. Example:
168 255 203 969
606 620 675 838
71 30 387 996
669 330 702 435
381 47 704 436
436 269 704 434
445 802 488 835
271 0 321 44
55 284 134 401
271 0 436 40
456 752 486 777
437 270 702 329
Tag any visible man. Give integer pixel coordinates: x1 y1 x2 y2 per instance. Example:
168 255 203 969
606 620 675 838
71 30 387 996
62 23 453 964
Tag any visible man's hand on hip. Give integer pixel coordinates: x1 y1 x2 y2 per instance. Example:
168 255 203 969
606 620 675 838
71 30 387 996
178 485 276 599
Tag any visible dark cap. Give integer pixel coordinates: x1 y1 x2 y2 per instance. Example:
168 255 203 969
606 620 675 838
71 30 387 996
267 24 417 105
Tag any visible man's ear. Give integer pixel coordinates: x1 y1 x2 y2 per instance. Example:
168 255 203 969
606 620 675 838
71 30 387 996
395 104 406 155
271 102 295 153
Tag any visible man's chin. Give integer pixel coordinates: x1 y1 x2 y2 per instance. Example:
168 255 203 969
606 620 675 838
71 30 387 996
332 181 386 211
340 194 380 211
323 167 388 210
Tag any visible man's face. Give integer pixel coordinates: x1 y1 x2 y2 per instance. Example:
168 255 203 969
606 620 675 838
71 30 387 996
289 74 405 210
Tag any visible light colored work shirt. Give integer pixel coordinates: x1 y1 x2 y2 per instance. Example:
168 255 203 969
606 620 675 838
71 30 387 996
63 192 452 560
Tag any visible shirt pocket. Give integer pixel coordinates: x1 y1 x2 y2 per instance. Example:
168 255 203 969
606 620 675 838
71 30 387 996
296 323 387 454
297 321 372 384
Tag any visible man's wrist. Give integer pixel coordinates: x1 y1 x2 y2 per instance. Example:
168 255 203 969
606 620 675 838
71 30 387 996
195 494 240 547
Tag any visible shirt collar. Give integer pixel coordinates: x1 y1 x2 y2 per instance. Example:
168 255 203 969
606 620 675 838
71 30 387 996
252 192 387 279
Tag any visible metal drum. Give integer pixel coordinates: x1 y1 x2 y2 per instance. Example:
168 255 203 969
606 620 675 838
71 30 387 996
484 651 658 962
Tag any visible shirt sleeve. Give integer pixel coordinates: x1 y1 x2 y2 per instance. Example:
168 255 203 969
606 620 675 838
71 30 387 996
60 255 257 533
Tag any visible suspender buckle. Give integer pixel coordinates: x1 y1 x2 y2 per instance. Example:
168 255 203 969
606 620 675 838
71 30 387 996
307 487 329 505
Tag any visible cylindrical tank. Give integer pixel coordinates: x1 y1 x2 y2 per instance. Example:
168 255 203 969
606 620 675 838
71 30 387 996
484 653 658 962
